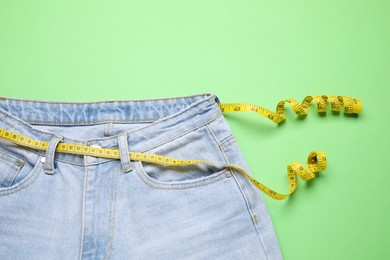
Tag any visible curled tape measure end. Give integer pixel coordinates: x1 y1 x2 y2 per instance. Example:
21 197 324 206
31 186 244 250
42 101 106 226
218 95 362 124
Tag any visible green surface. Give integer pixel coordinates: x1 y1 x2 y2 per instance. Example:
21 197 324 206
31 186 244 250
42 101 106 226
1 1 389 259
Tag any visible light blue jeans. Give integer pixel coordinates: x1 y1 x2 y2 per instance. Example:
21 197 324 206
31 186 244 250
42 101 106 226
0 93 283 259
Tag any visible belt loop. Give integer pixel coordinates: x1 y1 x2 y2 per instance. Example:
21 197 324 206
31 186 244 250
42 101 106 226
44 134 63 175
118 132 133 173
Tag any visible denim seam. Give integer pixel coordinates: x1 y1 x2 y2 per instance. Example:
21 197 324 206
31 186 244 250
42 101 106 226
215 136 269 259
3 164 23 187
0 149 24 163
105 166 119 260
8 164 24 187
210 133 256 223
0 114 48 149
229 168 270 260
204 123 219 146
0 113 54 140
219 134 236 149
204 123 234 179
0 151 24 186
79 165 88 260
0 92 212 104
23 119 160 125
204 113 235 147
0 156 43 196
134 161 230 190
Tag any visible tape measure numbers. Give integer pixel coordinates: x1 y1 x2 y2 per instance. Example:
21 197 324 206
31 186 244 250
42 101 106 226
0 94 362 200
217 95 362 123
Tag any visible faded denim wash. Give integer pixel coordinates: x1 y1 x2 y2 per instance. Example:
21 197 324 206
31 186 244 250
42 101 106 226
0 93 283 259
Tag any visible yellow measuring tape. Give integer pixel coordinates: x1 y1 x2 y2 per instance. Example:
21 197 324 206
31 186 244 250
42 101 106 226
0 95 362 200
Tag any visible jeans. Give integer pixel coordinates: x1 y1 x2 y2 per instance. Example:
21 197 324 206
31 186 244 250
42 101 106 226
0 93 283 259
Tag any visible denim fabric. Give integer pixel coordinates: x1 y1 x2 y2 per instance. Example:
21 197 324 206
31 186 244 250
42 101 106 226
0 93 283 259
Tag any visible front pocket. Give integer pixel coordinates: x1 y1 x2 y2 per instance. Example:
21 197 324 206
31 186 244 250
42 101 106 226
0 150 26 188
132 124 231 190
0 151 43 196
134 161 232 189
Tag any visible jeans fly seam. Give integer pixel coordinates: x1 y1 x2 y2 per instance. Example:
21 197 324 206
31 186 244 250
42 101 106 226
105 165 119 260
218 144 270 260
79 165 88 260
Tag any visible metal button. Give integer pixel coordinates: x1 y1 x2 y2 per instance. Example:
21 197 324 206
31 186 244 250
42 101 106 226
225 170 232 178
15 160 24 166
41 157 46 163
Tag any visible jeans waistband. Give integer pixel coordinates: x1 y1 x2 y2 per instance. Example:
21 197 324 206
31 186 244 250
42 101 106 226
0 93 222 166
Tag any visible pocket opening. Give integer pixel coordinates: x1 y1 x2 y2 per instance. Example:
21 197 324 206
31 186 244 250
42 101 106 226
0 153 43 196
131 121 232 189
0 150 26 188
134 160 231 189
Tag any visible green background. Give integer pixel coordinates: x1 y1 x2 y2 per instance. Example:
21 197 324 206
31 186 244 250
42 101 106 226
1 1 389 259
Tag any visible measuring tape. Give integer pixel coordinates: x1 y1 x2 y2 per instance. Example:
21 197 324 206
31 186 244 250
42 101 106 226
0 94 362 200
218 95 362 123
